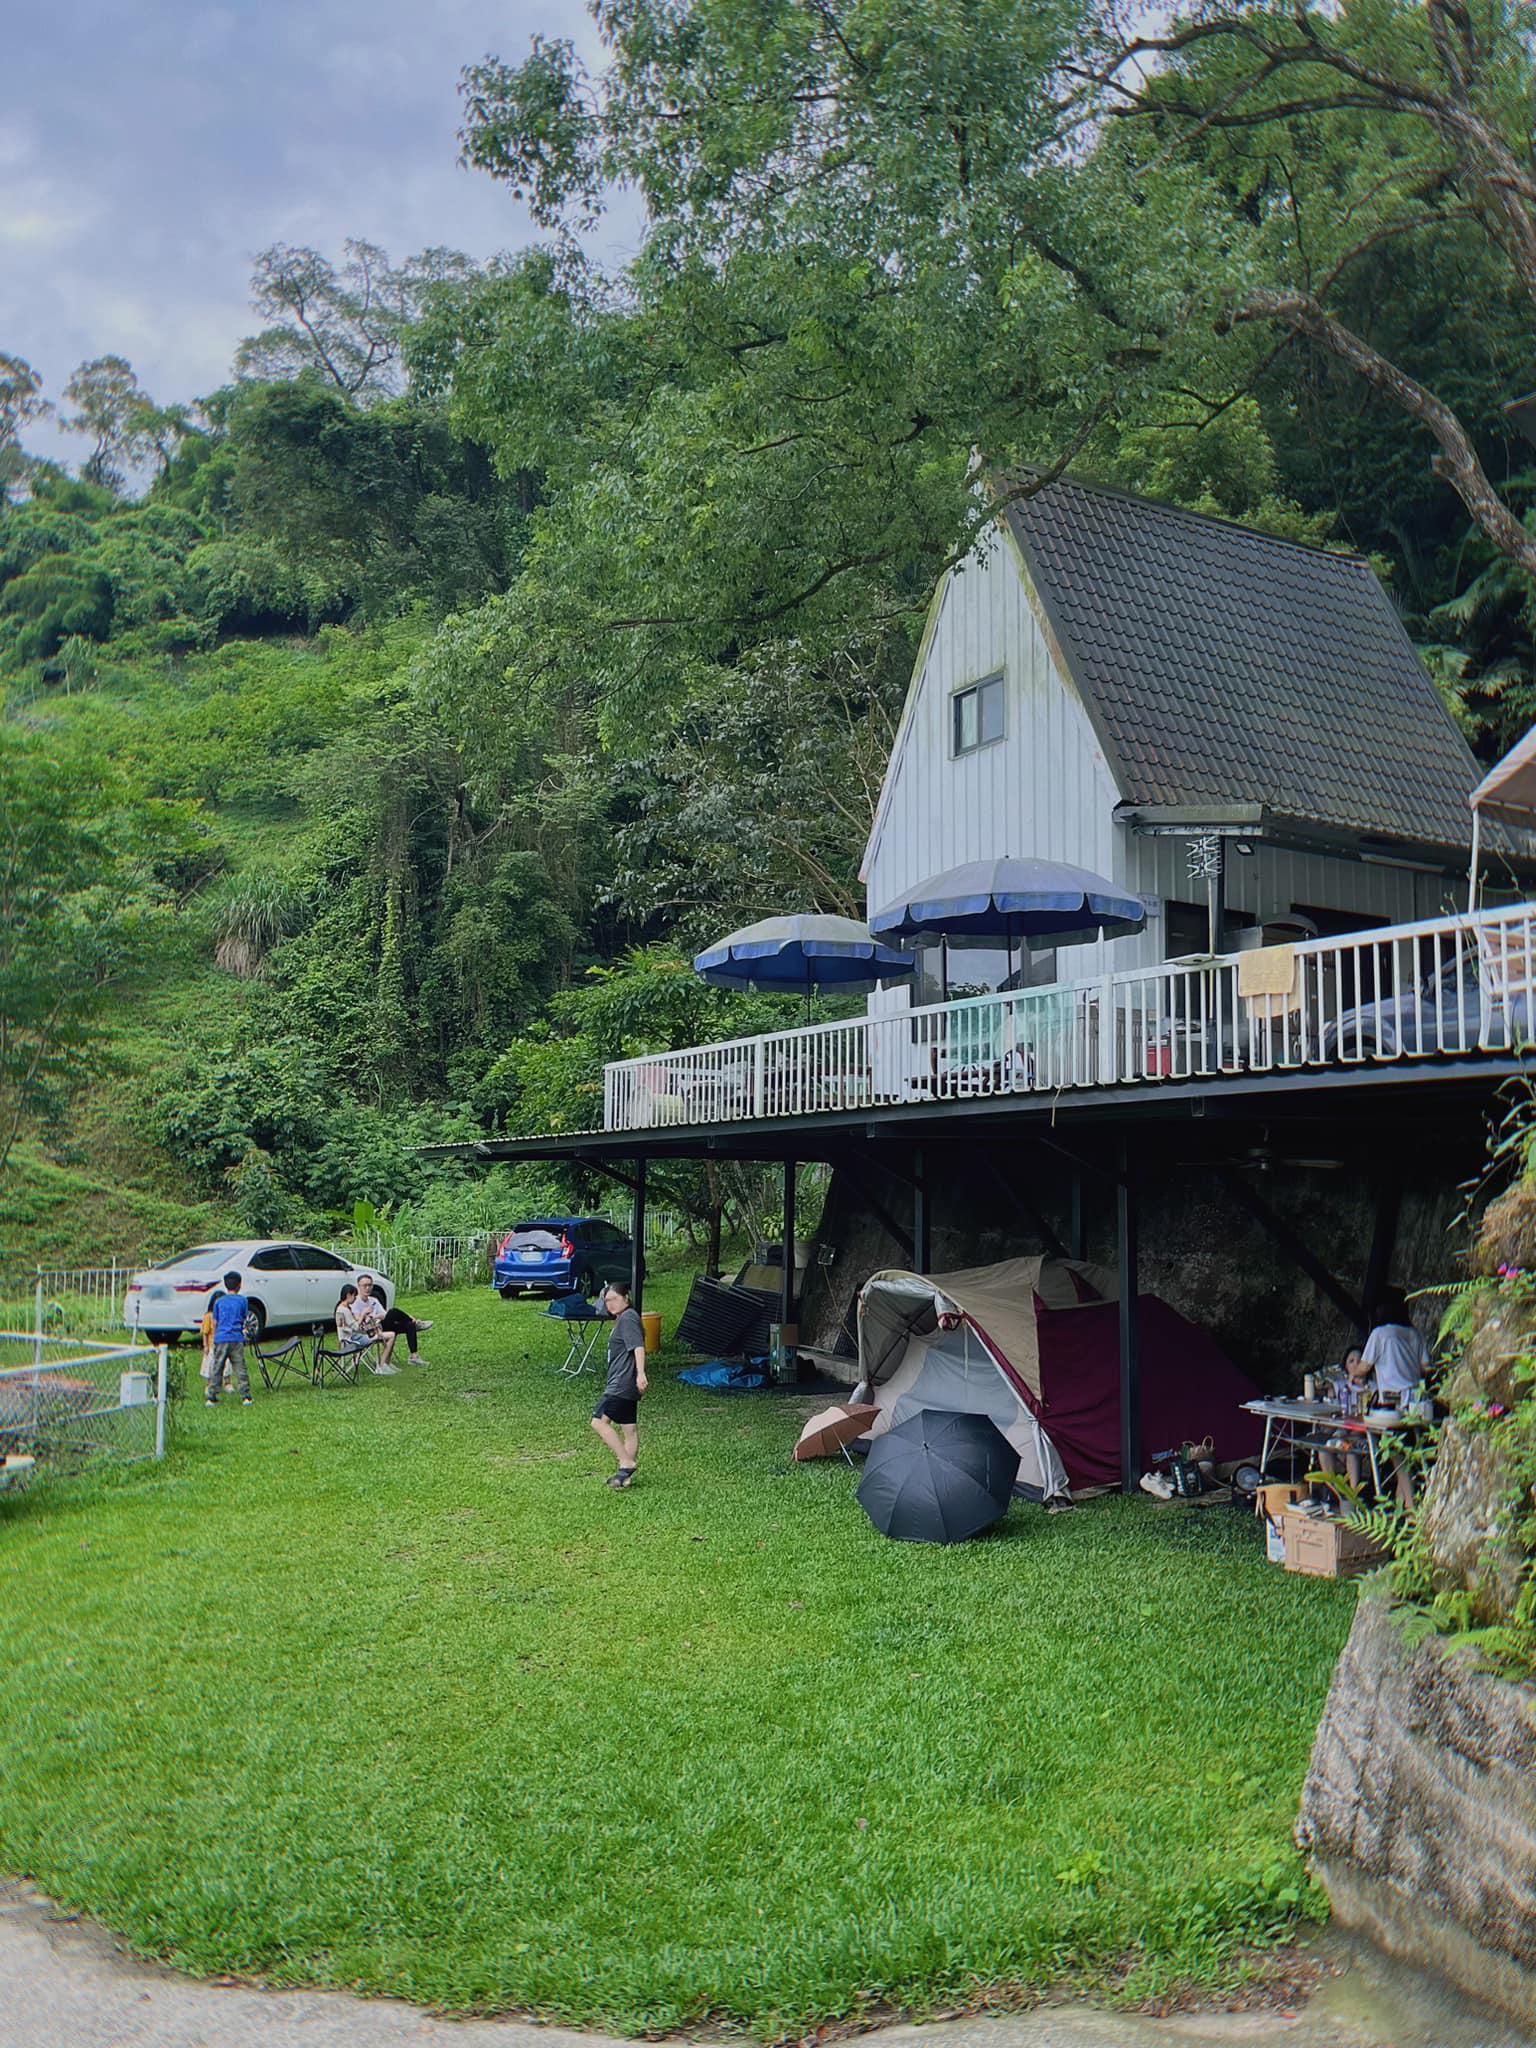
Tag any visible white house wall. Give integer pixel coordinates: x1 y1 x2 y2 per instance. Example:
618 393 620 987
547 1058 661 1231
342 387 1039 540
863 524 1121 913
864 521 1448 983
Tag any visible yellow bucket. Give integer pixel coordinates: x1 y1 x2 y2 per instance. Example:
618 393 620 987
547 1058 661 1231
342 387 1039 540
641 1310 662 1354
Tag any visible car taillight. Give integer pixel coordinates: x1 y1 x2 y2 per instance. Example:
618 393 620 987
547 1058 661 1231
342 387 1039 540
126 1283 142 1293
498 1233 516 1256
174 1281 213 1292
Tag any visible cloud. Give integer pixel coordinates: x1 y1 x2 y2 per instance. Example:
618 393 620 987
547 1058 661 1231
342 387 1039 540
0 0 594 436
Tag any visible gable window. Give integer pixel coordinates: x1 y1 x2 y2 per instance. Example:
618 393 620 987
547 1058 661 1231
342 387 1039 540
952 672 1004 756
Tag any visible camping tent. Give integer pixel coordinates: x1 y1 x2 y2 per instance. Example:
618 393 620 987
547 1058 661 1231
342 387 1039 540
852 1257 1263 1493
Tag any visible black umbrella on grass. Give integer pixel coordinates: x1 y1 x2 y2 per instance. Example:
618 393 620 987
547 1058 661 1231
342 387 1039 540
856 1410 1016 1544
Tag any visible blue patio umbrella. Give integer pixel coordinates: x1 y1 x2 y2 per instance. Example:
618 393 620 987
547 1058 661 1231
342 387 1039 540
694 913 916 1018
869 857 1146 950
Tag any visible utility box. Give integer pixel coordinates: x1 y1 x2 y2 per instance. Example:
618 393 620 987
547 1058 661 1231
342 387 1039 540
120 1370 153 1408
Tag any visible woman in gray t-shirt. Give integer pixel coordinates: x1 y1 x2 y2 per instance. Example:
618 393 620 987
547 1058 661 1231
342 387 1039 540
590 1281 648 1488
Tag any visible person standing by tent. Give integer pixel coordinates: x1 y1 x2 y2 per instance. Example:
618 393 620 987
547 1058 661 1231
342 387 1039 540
592 1281 647 1488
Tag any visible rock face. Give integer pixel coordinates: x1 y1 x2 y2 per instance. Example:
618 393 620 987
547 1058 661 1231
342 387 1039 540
1299 1592 1536 2025
1419 1421 1524 1625
799 1150 1469 1384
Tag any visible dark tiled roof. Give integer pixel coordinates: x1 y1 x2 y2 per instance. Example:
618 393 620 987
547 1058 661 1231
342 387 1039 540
1004 478 1482 853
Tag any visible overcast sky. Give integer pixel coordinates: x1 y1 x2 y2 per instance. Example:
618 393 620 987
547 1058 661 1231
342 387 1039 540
2 0 615 466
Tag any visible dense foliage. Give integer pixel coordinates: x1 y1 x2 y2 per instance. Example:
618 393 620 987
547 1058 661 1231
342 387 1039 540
4 1 1535 1251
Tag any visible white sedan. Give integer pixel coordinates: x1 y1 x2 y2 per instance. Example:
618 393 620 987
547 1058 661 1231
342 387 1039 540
122 1241 392 1343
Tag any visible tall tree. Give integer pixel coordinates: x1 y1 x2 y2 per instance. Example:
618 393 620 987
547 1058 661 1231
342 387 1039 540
0 352 52 504
238 240 478 404
1100 0 1536 577
447 6 1313 716
61 355 159 493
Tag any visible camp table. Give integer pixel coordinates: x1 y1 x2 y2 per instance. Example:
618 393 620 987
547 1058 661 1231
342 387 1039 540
1241 1396 1430 1495
547 1297 608 1377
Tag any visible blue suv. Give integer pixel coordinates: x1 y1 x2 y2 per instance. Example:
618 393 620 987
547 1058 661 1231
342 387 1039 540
492 1217 634 1299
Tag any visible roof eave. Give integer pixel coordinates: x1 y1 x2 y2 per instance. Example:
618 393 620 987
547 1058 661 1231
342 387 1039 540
1113 802 1523 879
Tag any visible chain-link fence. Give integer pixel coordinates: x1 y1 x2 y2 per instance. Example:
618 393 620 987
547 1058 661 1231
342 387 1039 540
0 1330 168 1482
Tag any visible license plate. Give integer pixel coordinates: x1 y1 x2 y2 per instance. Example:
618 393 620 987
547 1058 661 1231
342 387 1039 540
517 1248 545 1263
146 1285 171 1301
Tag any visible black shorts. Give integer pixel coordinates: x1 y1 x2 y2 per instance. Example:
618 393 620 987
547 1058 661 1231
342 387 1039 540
593 1394 639 1425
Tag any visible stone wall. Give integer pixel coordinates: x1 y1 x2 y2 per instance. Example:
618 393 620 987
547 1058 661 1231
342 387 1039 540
1299 1592 1536 2027
800 1151 1467 1386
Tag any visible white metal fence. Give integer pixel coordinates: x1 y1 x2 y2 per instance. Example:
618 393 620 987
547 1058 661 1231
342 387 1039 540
604 901 1536 1131
0 1330 168 1475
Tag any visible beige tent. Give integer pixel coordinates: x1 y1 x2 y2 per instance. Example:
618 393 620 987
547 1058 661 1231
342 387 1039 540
852 1256 1265 1493
850 1257 1112 1503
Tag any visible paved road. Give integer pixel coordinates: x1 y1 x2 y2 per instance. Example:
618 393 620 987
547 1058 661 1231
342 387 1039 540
3 1880 1525 2048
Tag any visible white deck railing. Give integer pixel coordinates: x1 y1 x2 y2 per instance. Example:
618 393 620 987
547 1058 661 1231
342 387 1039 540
604 902 1536 1133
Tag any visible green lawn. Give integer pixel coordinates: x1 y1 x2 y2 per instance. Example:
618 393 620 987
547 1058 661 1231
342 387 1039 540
0 1275 1356 2034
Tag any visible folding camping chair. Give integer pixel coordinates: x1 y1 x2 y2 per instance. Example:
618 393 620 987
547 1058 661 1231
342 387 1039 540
250 1328 310 1392
547 1295 607 1377
309 1328 380 1388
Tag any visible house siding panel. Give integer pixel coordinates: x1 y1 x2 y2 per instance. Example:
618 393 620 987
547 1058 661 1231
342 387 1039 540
865 527 1120 921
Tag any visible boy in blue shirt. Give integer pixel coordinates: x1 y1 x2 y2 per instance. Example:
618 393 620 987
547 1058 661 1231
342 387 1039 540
206 1272 253 1408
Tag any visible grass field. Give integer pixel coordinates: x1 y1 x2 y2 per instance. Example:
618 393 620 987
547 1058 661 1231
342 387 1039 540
0 1273 1357 2035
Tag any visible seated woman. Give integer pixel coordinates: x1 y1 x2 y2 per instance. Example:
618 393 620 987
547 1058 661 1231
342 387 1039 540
353 1271 432 1369
1317 1342 1373 1495
336 1283 398 1375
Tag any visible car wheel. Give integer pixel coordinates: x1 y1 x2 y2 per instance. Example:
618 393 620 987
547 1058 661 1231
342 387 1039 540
570 1266 595 1298
144 1330 178 1348
498 1283 518 1301
244 1299 267 1339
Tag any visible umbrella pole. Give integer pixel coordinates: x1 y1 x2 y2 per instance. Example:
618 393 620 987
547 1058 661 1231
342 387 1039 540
1468 807 1482 913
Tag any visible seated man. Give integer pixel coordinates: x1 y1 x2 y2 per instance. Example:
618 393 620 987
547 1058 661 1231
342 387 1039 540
335 1284 397 1375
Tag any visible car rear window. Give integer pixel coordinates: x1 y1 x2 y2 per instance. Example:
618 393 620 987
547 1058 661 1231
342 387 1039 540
147 1245 238 1271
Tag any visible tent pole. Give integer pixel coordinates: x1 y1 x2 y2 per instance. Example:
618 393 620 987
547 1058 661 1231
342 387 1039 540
630 1157 647 1311
1117 1143 1142 1492
1468 807 1482 913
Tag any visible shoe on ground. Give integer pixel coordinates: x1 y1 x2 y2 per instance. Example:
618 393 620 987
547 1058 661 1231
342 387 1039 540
372 1361 401 1375
1139 1470 1174 1500
242 1397 253 1407
205 1397 218 1408
607 1468 636 1489
408 1354 430 1368
1046 1497 1075 1514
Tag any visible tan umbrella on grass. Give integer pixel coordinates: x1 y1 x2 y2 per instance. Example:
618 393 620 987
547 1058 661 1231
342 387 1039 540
794 1403 880 1463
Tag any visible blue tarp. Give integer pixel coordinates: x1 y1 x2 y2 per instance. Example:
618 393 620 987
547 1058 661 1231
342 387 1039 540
678 1360 769 1391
